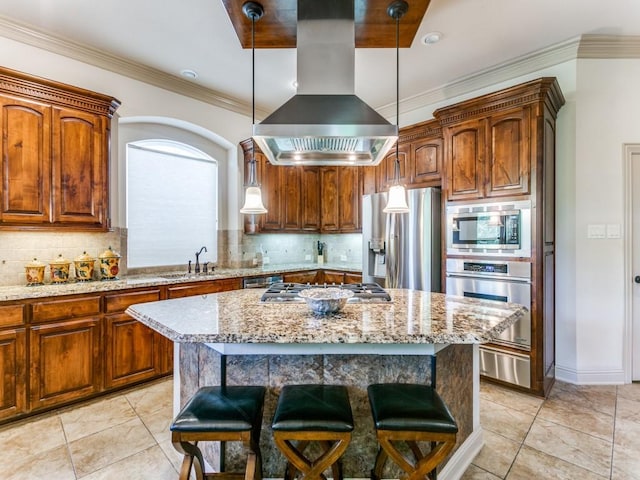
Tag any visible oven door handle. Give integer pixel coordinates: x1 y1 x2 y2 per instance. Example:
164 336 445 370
445 272 531 284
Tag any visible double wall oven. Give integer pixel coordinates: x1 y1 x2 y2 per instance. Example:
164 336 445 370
445 200 532 388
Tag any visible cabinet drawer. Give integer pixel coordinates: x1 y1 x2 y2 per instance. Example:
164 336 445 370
104 289 162 314
167 279 241 299
0 304 25 328
32 296 101 323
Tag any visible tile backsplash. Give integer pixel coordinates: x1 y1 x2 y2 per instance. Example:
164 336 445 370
0 229 124 286
0 229 363 286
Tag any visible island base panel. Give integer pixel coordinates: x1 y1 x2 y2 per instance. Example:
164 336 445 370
177 343 473 478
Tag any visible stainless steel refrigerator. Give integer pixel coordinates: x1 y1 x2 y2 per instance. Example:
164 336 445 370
362 187 441 291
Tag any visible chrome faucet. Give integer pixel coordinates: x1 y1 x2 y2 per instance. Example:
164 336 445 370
194 246 207 274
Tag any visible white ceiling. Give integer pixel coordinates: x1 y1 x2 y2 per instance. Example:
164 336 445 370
1 0 639 118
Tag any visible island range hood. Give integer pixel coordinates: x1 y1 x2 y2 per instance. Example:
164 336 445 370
252 0 398 166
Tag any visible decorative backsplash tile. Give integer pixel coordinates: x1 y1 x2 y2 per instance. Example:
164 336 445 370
0 228 363 286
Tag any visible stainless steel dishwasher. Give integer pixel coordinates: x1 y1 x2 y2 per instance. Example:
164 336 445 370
242 274 283 289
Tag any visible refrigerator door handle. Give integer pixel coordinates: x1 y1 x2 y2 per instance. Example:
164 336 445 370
386 213 400 288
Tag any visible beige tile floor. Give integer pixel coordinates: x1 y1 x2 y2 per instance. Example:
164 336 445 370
0 377 638 479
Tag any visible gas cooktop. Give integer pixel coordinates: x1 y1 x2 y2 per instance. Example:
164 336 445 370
260 282 392 303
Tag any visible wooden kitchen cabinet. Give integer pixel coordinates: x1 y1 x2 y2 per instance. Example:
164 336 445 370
321 166 362 233
0 304 27 420
167 278 241 298
0 96 51 225
241 140 360 233
104 289 164 387
29 317 102 410
410 135 443 187
377 143 410 192
283 271 320 284
0 67 120 230
344 272 363 284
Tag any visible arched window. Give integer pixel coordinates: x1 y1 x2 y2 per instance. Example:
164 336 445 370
126 139 217 268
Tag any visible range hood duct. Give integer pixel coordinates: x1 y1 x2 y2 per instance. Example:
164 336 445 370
252 0 398 166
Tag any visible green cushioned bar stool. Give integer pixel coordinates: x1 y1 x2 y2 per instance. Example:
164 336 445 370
170 386 266 480
271 384 354 480
367 384 458 480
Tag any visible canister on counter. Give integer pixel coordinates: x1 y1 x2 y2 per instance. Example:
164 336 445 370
74 251 95 282
25 258 45 286
50 254 71 283
99 246 121 280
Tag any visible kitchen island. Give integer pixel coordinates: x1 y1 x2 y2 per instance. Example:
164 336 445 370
126 288 527 480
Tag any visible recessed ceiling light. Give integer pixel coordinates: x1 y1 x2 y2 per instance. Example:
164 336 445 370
180 69 198 79
421 32 442 45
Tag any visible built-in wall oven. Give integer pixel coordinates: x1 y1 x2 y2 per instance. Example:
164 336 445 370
446 200 531 257
445 258 532 388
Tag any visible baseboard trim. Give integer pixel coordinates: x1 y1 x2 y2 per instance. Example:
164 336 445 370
438 426 484 480
555 365 626 384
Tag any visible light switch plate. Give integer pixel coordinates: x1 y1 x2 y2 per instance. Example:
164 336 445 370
587 224 606 239
607 224 621 238
262 256 270 264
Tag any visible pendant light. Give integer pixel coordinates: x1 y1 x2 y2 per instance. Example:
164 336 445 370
383 0 410 214
240 2 267 215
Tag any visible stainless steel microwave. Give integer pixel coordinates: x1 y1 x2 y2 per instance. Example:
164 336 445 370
446 200 531 257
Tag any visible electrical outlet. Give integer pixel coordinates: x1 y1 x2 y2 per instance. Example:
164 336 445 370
340 255 348 262
305 254 312 261
262 256 270 264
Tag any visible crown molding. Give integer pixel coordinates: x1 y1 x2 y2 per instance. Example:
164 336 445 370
378 36 581 120
577 34 640 58
0 15 263 118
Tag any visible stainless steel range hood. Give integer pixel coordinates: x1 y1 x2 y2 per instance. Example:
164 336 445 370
252 0 398 166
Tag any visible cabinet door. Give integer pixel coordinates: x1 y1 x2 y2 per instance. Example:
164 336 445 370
377 143 409 192
0 96 51 225
301 166 320 231
30 317 102 410
104 313 161 388
261 157 284 231
282 166 301 230
320 167 339 232
486 108 530 197
444 119 487 201
338 167 362 232
411 137 442 187
0 328 27 420
51 107 107 227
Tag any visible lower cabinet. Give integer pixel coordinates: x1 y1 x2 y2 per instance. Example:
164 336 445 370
104 288 164 388
283 271 320 284
0 328 27 420
167 278 241 298
29 317 102 410
104 313 163 388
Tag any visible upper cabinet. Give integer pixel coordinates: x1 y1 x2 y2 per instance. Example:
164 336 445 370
434 78 562 203
0 67 120 230
240 140 360 234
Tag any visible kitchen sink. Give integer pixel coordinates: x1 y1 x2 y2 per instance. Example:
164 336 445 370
159 273 215 280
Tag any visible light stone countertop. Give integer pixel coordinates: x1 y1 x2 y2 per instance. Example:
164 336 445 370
125 288 528 346
0 262 361 302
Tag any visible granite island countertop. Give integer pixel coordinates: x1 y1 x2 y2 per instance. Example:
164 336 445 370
0 262 361 302
125 288 528 348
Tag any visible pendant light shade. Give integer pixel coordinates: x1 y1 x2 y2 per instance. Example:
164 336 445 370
383 0 409 214
240 2 267 216
240 185 267 214
384 184 410 213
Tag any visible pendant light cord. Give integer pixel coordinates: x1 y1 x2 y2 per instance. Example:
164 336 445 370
250 10 257 186
394 7 400 184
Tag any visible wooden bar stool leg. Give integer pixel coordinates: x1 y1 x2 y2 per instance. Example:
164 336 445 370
173 439 206 480
321 441 342 480
371 446 388 480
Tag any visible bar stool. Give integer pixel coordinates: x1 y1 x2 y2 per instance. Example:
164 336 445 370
271 384 354 480
367 383 458 480
170 385 266 480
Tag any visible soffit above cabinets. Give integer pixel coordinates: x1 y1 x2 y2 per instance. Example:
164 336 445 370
221 0 432 49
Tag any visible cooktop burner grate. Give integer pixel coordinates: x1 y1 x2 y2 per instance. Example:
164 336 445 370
260 282 392 303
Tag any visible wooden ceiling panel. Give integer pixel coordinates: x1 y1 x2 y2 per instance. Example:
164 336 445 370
221 0 431 49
